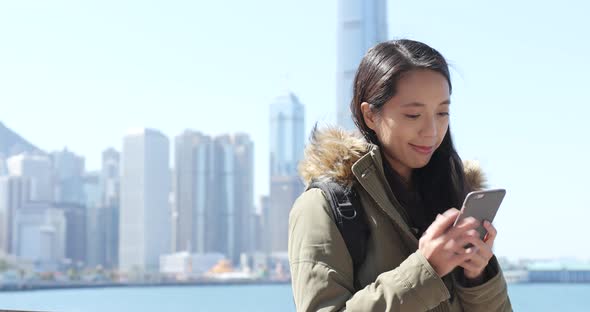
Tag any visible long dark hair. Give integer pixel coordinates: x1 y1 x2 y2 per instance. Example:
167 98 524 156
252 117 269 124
351 39 467 215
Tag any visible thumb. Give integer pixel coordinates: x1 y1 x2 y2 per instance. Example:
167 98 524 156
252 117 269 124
428 208 460 237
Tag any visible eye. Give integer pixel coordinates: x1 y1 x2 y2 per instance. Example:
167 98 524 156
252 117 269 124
438 112 450 117
404 114 420 119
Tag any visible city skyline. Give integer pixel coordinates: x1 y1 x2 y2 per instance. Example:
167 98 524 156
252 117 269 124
2 0 590 262
0 122 270 272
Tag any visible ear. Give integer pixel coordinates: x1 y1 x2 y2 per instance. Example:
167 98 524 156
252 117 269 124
361 102 377 131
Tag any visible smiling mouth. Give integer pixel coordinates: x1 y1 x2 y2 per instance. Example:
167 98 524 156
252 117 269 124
409 143 434 155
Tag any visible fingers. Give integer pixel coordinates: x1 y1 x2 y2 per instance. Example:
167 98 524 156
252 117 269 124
462 232 493 258
445 216 480 240
459 235 494 279
460 252 488 273
421 211 500 278
425 208 460 238
460 239 490 269
451 246 478 266
448 229 494 257
445 229 475 253
483 221 497 247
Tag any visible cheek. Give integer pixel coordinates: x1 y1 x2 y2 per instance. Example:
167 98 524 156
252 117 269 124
374 118 394 141
393 120 420 143
379 119 408 144
385 123 415 154
438 123 449 142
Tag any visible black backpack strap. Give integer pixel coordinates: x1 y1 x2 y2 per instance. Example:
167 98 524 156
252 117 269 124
308 180 369 291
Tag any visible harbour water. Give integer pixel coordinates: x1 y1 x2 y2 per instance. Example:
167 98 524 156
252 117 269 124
0 283 587 311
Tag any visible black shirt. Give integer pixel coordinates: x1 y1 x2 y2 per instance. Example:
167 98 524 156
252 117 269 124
381 154 459 298
381 156 435 239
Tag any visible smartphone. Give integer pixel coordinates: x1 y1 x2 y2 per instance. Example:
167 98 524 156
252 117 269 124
453 188 506 240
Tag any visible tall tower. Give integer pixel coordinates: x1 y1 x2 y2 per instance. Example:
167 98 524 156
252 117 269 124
119 128 171 272
174 130 211 253
268 92 305 254
101 148 120 269
337 0 388 129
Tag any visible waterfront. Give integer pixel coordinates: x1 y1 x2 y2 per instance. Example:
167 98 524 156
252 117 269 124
0 283 588 311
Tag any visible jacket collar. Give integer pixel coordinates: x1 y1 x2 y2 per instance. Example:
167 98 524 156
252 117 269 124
352 145 419 245
298 126 488 245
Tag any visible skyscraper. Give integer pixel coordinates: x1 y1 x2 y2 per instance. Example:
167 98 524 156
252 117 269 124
51 148 85 205
6 153 54 202
256 195 270 254
210 134 255 265
58 202 87 265
101 148 120 208
101 148 120 269
229 134 254 264
336 0 388 129
174 131 254 265
173 131 211 254
12 202 66 269
269 92 305 254
269 175 302 254
85 172 105 268
270 93 305 177
0 176 30 254
119 129 171 273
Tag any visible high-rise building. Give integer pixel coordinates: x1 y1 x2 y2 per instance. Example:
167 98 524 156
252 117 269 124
85 172 105 268
228 134 254 264
174 131 254 265
256 195 270 254
269 93 305 253
119 129 171 273
51 148 85 205
270 93 305 177
210 135 250 265
208 135 234 262
6 153 54 202
59 202 87 265
173 131 211 253
101 148 120 269
101 148 120 207
0 176 30 254
12 202 66 269
336 0 388 129
269 175 303 254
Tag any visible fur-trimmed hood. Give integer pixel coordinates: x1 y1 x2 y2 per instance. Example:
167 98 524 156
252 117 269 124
298 126 487 190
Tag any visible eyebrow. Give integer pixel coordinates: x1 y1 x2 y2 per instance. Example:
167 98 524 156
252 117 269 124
401 100 451 107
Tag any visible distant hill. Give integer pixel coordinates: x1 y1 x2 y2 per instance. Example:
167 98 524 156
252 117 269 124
0 121 43 158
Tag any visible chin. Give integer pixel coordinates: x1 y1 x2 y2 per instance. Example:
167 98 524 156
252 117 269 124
412 158 432 169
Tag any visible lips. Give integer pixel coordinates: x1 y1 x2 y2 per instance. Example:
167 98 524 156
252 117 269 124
409 143 434 155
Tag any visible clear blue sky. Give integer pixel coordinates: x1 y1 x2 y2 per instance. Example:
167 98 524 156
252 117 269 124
1 0 589 260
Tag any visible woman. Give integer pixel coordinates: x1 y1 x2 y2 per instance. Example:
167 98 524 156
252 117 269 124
288 39 512 311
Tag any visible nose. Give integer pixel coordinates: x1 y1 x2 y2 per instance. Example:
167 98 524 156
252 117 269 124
420 115 437 138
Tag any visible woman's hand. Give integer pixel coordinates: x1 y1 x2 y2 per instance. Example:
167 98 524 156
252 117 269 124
418 208 481 277
459 220 497 280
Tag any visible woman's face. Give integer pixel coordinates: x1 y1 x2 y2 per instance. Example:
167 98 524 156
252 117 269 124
362 69 450 180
